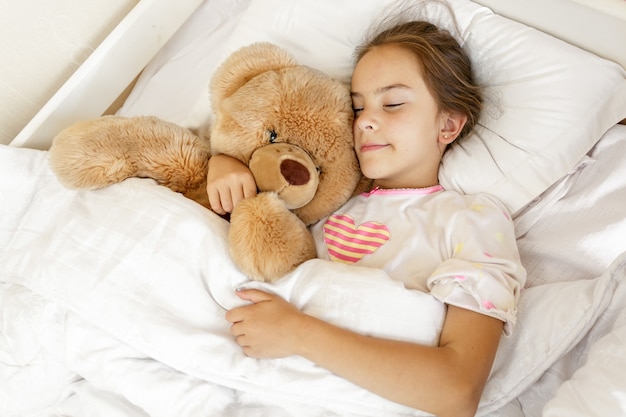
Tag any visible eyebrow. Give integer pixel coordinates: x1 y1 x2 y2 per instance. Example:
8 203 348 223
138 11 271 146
350 83 412 98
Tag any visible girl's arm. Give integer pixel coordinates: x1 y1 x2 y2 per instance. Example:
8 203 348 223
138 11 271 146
226 289 502 417
206 154 257 214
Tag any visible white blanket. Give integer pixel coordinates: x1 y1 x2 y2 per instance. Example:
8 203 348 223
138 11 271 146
1 143 624 417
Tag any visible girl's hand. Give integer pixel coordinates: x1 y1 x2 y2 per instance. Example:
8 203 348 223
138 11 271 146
206 154 257 215
225 289 307 358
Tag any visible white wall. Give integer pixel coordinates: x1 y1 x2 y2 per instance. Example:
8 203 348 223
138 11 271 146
0 0 139 145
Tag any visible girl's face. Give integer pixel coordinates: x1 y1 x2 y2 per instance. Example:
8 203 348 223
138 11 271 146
351 44 451 189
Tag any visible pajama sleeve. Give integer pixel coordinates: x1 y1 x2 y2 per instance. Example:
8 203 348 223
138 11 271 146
427 194 526 335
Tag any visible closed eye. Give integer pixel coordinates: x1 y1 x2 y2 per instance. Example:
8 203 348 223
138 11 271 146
384 103 404 110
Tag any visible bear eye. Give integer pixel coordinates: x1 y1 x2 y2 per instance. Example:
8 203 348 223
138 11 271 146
268 129 278 143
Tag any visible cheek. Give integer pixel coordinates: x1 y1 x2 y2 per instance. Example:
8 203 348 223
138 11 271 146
352 126 361 147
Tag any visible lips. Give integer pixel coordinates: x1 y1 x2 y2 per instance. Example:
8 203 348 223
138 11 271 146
360 143 388 153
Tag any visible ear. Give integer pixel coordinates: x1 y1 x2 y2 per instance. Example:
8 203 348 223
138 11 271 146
210 42 296 105
221 72 280 129
439 111 467 145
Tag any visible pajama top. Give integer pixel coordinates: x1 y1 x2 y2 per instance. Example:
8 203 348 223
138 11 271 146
310 185 526 334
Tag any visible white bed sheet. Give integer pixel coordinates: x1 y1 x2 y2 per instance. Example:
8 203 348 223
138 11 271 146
1 125 625 417
511 124 626 417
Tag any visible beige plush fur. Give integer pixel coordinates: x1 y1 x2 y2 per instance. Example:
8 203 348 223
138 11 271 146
49 42 361 282
49 115 212 206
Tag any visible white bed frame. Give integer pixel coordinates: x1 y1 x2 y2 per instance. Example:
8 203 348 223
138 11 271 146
9 0 626 150
9 0 203 150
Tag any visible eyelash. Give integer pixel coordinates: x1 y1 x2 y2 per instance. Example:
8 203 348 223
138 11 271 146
353 103 404 115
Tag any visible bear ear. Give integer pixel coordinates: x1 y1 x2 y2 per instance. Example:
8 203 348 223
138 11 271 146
220 71 282 131
210 42 297 106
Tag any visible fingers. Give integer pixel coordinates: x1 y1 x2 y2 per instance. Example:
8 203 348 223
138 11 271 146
225 289 274 324
235 288 275 303
207 186 227 215
225 290 298 359
231 175 258 208
241 175 257 199
205 154 258 215
225 299 255 355
228 323 252 355
207 182 248 215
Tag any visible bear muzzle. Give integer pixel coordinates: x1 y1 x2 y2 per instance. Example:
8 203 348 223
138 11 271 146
249 143 320 209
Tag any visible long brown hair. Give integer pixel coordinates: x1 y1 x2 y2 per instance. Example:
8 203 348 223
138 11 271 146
354 17 482 141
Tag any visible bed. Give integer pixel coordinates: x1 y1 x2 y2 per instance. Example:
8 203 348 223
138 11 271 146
2 0 626 416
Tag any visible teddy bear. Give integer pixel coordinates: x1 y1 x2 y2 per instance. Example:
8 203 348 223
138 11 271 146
48 42 363 283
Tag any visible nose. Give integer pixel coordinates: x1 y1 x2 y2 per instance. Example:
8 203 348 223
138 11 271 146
280 159 310 185
355 109 376 131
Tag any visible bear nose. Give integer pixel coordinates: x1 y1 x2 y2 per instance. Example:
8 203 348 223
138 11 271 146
280 159 310 186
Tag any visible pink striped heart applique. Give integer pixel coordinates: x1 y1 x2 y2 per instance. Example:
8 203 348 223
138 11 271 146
323 214 390 264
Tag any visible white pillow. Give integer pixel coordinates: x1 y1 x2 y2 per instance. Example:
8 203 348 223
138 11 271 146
216 0 626 215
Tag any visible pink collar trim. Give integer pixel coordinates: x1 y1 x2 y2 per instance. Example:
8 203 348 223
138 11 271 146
362 184 444 197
